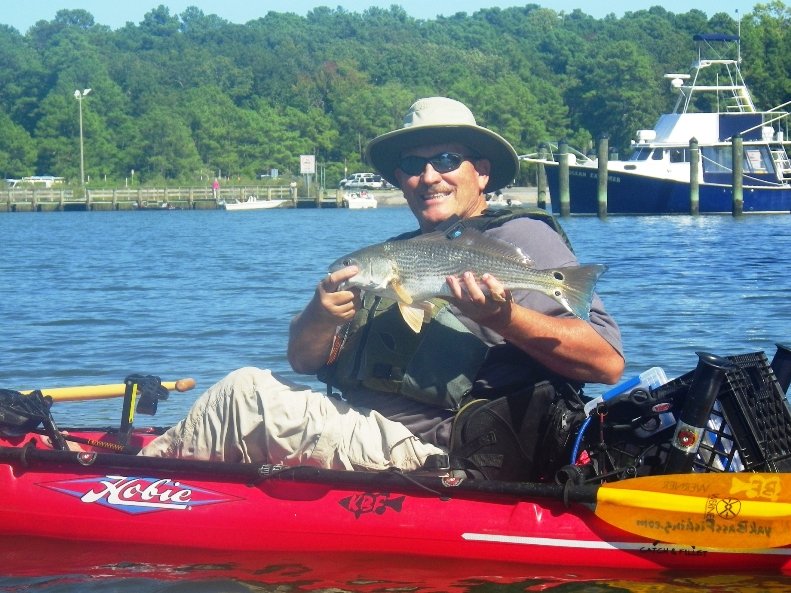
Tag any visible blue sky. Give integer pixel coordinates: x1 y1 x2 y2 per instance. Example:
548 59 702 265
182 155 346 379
4 0 750 32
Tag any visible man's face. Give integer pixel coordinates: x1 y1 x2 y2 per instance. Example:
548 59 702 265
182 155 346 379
394 142 491 231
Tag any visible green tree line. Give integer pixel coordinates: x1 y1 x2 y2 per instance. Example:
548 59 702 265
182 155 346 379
0 2 788 187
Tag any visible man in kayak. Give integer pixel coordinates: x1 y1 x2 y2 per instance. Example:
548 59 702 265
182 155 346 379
141 97 624 480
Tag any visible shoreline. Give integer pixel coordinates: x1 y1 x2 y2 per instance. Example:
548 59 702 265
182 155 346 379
1 186 540 212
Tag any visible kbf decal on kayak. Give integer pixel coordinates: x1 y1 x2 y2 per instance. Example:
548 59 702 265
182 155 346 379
339 492 405 518
39 475 242 515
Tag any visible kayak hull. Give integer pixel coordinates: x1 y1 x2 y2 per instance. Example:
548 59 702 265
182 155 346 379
2 429 791 573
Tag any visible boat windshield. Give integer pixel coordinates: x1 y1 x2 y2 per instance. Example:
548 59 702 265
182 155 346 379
628 147 652 161
701 146 775 174
744 147 774 174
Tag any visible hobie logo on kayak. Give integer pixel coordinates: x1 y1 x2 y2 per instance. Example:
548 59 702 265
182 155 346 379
40 475 241 515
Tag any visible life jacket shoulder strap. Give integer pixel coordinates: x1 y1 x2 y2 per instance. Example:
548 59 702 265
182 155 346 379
391 206 574 252
471 206 574 253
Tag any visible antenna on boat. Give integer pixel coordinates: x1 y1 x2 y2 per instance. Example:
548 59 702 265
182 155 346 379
736 9 741 65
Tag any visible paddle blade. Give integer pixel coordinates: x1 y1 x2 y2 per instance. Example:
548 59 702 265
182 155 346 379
595 473 791 549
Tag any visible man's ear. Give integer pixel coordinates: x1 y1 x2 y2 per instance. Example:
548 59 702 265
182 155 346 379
474 158 491 192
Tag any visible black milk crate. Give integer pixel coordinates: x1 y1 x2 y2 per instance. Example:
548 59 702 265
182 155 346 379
652 351 791 473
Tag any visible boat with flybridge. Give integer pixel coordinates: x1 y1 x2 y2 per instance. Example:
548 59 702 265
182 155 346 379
524 34 791 214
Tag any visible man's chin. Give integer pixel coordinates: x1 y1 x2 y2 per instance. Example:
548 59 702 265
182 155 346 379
418 208 454 229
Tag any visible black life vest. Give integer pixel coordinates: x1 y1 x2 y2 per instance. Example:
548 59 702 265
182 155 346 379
318 207 575 410
320 206 587 481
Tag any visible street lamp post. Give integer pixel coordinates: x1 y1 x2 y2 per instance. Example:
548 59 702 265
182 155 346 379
74 88 92 187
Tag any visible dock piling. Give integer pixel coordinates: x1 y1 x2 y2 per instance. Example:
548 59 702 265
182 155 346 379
536 143 547 210
597 135 608 218
558 139 570 217
689 138 700 215
731 134 743 216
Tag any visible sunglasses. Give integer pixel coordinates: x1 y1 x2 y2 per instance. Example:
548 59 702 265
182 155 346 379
397 152 477 176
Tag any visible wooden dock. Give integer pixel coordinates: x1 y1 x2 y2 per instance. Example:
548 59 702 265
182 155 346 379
0 186 426 212
0 186 327 212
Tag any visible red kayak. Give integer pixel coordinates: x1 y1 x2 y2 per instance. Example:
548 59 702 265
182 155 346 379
2 427 791 574
4 345 791 575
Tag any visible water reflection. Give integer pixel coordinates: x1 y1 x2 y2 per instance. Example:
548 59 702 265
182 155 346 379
3 535 791 593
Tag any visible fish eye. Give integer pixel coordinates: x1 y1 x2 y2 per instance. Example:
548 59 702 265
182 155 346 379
343 258 353 266
553 271 564 281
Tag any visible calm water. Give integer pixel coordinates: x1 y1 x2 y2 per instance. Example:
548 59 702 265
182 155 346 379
1 206 791 591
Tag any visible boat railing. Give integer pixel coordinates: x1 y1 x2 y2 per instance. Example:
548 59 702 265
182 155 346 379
767 99 791 114
674 34 757 115
520 142 595 165
675 66 755 114
772 149 791 181
728 108 790 141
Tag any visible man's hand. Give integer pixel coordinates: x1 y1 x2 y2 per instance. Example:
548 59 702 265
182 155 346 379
445 271 512 327
287 265 360 374
312 265 360 324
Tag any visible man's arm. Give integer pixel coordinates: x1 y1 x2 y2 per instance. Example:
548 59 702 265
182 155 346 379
484 299 624 384
287 266 359 375
448 271 624 385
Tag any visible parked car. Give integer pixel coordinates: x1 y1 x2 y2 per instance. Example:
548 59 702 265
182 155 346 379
340 173 384 189
339 173 367 187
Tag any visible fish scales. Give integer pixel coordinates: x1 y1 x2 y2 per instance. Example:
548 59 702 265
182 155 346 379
382 232 546 300
330 228 607 332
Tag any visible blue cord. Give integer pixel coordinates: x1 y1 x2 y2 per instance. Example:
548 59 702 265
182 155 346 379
570 415 592 465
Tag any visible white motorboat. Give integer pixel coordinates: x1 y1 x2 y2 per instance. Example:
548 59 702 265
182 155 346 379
343 191 378 209
523 34 791 214
486 193 523 209
221 196 288 211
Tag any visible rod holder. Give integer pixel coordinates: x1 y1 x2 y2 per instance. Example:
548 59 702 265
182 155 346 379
771 343 791 395
120 374 168 445
664 352 734 474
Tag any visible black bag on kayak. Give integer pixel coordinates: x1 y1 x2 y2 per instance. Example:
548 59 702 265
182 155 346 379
450 381 585 481
0 389 54 436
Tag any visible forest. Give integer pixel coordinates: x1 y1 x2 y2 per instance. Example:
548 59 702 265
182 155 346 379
0 2 788 187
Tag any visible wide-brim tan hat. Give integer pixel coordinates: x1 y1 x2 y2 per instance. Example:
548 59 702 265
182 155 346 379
364 97 519 193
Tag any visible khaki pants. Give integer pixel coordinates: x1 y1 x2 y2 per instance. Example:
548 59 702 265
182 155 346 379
139 367 444 471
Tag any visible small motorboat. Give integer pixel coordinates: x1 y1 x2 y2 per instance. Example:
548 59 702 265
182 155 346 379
343 191 378 209
221 195 288 210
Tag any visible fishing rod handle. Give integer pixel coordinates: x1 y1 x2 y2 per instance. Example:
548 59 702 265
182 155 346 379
771 343 791 395
663 351 734 474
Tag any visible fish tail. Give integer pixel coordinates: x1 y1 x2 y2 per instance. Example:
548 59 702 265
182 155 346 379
552 264 607 320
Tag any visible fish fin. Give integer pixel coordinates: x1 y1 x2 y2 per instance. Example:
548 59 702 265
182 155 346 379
550 264 608 320
389 278 413 305
399 303 429 333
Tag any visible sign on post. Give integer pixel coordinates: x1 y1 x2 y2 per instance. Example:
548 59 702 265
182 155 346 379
300 155 316 175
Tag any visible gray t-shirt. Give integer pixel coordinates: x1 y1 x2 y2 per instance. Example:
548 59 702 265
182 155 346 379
345 217 623 448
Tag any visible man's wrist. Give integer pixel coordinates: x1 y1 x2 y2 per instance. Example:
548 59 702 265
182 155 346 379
478 301 514 333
